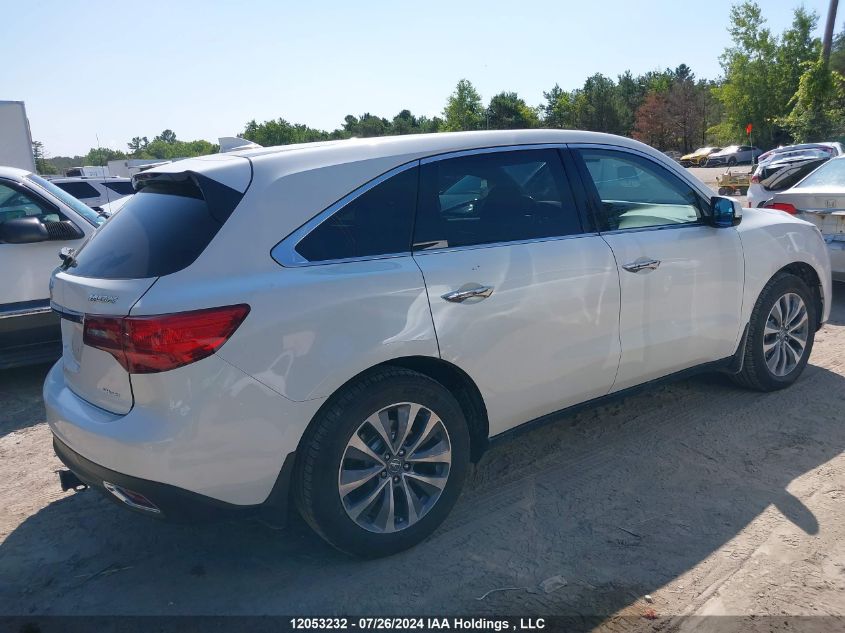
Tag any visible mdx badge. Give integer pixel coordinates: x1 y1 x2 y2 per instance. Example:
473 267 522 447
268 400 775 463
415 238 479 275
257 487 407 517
89 294 118 304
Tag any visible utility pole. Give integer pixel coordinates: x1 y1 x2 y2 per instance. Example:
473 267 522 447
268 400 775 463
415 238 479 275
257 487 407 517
822 0 839 65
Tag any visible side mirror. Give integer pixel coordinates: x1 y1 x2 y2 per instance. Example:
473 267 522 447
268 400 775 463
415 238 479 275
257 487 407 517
0 216 49 243
710 196 743 228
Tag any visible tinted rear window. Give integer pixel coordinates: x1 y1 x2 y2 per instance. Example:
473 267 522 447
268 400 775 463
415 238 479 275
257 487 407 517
103 181 135 196
55 181 101 199
67 183 222 279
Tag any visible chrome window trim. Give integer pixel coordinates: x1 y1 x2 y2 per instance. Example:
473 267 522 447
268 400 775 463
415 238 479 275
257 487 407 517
412 232 600 257
271 160 420 268
272 142 720 268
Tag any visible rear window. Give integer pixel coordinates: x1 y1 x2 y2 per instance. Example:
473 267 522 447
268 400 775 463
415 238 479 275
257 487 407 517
67 182 225 279
795 159 845 189
103 181 135 196
55 181 101 199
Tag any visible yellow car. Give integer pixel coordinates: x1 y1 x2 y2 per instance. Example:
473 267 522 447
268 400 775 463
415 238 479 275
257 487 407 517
680 147 722 167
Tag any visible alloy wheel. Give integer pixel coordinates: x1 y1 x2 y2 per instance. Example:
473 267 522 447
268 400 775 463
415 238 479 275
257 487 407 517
338 402 452 533
763 292 809 377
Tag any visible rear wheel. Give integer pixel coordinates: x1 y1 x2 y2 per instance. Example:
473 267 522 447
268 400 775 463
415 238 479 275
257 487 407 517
295 367 470 557
728 157 738 166
732 273 816 391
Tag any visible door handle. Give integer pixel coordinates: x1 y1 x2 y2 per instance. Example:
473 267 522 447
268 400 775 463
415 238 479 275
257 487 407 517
622 258 661 273
442 285 494 303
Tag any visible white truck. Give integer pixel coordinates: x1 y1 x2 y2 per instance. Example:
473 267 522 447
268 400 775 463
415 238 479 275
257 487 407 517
0 101 37 172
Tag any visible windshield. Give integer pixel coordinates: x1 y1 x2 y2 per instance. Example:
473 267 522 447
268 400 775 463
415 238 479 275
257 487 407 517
795 159 845 189
26 174 104 227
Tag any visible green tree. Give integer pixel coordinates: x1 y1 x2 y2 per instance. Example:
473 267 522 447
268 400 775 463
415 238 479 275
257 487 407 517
242 118 331 146
486 91 539 129
443 79 484 131
32 141 57 174
84 147 127 165
571 73 625 134
832 23 845 76
154 129 177 144
713 2 820 147
779 59 845 141
541 84 575 129
127 136 149 154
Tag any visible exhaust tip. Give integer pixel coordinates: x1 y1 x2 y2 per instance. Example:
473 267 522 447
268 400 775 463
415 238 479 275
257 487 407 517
103 481 161 514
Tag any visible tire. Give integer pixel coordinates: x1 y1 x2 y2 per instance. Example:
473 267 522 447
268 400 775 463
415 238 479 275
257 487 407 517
732 273 816 391
718 186 730 195
728 157 737 166
295 367 470 557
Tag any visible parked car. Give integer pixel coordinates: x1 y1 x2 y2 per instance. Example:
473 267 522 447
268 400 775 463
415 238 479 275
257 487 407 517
763 155 845 281
0 166 103 369
757 142 844 167
680 146 722 167
45 130 831 557
747 156 829 208
705 145 763 167
51 176 134 210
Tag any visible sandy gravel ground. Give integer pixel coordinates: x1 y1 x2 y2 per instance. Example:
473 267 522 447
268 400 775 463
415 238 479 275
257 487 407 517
1 284 843 631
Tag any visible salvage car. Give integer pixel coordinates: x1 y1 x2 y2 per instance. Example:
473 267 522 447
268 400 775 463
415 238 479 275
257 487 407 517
46 130 832 557
680 146 721 167
51 176 134 210
763 155 845 281
747 156 829 208
705 145 763 166
0 166 102 369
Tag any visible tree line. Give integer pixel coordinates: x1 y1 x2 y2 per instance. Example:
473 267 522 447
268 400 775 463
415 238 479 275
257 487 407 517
41 1 845 175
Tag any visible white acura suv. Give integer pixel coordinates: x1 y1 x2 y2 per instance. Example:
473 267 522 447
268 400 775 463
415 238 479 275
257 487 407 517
45 130 832 557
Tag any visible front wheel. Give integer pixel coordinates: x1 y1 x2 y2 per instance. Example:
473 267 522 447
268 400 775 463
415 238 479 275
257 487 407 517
295 367 470 557
732 273 816 391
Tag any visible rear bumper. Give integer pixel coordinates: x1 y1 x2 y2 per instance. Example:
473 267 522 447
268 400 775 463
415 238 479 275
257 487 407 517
826 238 845 281
44 354 325 507
53 434 295 523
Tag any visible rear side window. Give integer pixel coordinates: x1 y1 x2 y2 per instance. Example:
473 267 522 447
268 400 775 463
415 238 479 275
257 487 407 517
55 181 101 199
103 181 135 196
413 149 581 250
68 181 232 279
295 167 418 262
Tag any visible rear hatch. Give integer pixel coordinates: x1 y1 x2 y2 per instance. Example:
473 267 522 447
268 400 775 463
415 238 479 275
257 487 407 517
50 157 251 414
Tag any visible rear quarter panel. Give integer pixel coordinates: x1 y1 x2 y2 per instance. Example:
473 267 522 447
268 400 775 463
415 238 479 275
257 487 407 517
132 156 440 403
736 207 832 326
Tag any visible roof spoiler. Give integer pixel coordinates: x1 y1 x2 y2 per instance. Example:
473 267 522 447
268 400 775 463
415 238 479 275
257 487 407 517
218 137 262 153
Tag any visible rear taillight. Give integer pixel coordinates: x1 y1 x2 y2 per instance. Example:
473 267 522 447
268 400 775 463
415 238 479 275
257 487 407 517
750 174 760 184
763 202 798 215
83 304 250 374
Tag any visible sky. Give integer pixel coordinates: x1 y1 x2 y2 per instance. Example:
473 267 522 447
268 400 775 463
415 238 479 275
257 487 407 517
2 0 837 157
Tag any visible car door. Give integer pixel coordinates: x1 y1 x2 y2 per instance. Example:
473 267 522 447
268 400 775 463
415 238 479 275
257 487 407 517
0 177 90 365
571 146 744 392
412 147 622 436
